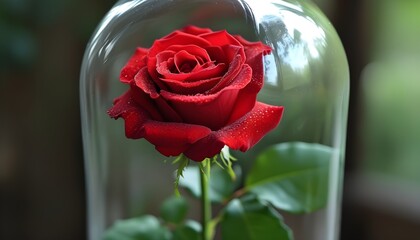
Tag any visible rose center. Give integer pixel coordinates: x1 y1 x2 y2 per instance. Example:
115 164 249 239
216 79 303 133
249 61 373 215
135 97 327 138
178 60 197 73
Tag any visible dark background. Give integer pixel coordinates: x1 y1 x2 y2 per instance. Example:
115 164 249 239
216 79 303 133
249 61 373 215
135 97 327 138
1 0 420 239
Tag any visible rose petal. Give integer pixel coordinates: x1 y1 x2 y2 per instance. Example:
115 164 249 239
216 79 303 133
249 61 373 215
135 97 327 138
108 86 164 123
206 51 243 94
183 133 225 162
120 47 148 83
205 45 227 64
134 67 160 98
225 64 260 124
174 50 200 73
160 64 252 103
107 90 153 138
148 31 211 57
158 62 225 82
167 45 212 64
184 102 284 161
134 68 183 122
201 30 241 47
156 50 178 76
142 121 212 157
226 41 272 123
234 35 272 65
159 77 221 95
181 25 213 35
218 102 283 151
220 44 244 63
154 46 225 83
147 32 211 81
128 83 164 121
160 65 252 130
225 55 265 124
108 90 212 158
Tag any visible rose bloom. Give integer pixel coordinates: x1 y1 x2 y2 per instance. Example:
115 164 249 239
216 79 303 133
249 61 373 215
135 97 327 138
108 26 283 161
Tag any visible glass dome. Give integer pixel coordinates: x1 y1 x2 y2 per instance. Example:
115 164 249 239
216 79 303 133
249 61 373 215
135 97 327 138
80 0 349 239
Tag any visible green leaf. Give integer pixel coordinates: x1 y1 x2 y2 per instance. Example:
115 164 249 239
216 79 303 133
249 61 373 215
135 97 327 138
245 142 334 213
172 220 201 240
103 215 171 240
160 195 188 225
220 195 293 240
179 164 241 203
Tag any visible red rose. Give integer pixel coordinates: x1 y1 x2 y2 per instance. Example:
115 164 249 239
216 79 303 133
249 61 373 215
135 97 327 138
108 26 283 161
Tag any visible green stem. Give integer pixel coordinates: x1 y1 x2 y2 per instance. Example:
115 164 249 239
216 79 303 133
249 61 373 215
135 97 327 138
200 159 212 240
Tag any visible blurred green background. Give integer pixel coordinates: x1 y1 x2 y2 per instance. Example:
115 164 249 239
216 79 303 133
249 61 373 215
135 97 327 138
1 0 419 239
